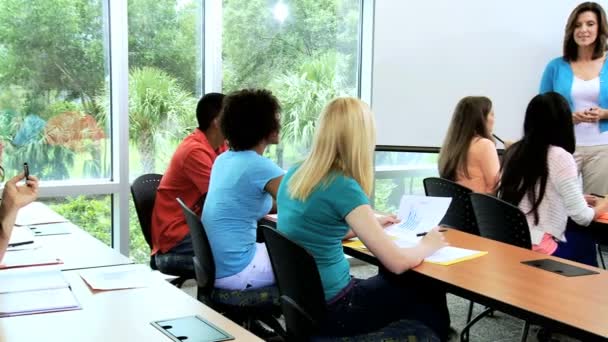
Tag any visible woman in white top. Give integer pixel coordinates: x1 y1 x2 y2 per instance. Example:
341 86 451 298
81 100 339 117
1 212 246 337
539 2 608 196
499 92 608 266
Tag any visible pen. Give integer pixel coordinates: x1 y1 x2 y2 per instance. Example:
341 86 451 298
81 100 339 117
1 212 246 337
8 240 34 248
591 193 605 198
417 229 448 237
492 133 505 144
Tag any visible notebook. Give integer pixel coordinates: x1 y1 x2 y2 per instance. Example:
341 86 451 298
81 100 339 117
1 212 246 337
0 267 80 317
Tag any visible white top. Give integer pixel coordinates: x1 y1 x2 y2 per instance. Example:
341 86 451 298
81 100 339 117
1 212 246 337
519 146 595 244
571 76 608 146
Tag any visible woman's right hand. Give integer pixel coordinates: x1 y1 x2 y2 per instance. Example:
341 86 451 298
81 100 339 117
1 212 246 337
573 111 587 124
1 173 39 212
418 226 448 256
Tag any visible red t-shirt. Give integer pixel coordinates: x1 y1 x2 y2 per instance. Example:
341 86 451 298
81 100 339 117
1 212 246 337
151 129 226 254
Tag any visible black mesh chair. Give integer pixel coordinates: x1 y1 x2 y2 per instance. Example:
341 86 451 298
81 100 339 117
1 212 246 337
261 225 440 342
468 193 531 342
423 177 479 235
177 198 284 338
130 174 192 287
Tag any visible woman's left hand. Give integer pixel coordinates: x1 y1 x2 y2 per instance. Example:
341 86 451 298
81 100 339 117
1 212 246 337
377 214 400 228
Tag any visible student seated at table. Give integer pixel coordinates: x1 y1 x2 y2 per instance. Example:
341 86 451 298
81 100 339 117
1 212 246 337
202 89 284 290
277 97 450 340
0 169 39 262
151 93 227 274
499 92 608 266
438 96 500 193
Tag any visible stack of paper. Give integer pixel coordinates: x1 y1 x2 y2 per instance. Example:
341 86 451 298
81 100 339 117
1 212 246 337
15 202 68 226
80 264 155 290
0 267 80 317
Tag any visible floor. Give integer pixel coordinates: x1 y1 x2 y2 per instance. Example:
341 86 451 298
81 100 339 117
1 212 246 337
181 252 607 342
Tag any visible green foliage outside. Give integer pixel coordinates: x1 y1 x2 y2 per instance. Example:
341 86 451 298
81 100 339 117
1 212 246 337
0 0 362 260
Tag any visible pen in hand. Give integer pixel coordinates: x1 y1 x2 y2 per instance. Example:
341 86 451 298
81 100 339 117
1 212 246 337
417 229 448 237
492 133 505 144
591 193 605 198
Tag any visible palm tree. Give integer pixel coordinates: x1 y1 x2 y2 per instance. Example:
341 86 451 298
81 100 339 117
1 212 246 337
271 52 355 166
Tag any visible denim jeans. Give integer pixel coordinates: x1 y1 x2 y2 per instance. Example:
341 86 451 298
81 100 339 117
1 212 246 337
553 220 598 267
318 271 450 341
154 234 195 275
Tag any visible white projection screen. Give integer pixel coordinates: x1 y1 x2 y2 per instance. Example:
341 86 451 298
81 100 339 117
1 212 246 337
371 0 598 147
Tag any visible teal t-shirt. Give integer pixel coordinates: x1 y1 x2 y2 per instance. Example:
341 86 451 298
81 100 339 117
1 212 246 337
277 167 369 301
203 150 284 278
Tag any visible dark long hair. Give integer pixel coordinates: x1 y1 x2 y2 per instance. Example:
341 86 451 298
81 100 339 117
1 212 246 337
438 96 493 181
498 92 575 224
563 2 608 61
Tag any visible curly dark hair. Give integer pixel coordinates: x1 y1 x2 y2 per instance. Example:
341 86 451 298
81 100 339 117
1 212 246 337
221 89 281 151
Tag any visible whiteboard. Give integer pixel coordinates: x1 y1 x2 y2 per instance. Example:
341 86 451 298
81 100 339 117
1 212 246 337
371 0 595 147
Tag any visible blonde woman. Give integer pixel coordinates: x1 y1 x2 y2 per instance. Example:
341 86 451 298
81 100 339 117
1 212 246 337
276 97 450 340
438 96 500 194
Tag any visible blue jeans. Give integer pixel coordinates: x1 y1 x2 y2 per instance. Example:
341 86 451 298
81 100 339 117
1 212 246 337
553 220 598 267
154 234 195 275
318 271 450 341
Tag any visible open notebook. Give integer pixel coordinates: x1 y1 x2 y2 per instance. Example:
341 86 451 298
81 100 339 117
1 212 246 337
0 267 80 317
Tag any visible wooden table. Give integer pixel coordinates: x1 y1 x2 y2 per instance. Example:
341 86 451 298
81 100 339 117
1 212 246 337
344 229 608 341
0 265 261 342
34 223 133 271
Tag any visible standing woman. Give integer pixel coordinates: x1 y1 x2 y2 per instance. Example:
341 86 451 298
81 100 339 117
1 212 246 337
277 97 450 340
438 96 500 194
540 2 608 196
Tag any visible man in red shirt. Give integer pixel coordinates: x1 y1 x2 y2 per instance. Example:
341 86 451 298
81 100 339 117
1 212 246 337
151 92 226 275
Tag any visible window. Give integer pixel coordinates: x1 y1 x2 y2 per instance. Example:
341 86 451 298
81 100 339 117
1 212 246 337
221 0 363 168
0 0 111 181
373 149 439 213
127 0 204 178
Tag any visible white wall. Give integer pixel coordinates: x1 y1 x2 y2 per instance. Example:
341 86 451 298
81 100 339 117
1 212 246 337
371 0 594 147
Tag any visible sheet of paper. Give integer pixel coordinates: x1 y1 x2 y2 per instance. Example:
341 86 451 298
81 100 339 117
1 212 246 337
0 287 80 317
15 202 68 226
0 266 67 293
385 195 452 235
0 250 62 269
29 222 74 236
7 242 41 251
8 226 34 245
80 264 154 290
424 246 487 265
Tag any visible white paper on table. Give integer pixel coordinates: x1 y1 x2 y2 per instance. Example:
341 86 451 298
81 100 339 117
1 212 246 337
424 246 486 264
0 266 67 294
7 241 42 251
15 202 68 226
0 249 62 269
80 264 154 290
0 287 80 317
8 226 34 245
385 195 451 235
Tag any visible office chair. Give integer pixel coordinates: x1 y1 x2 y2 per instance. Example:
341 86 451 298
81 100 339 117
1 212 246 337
177 198 284 338
469 193 531 342
261 225 440 342
131 174 193 288
423 177 479 235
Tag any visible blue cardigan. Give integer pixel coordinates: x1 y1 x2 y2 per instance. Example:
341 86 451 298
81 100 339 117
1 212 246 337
539 56 608 133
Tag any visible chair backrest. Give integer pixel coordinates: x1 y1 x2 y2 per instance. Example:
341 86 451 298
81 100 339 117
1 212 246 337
469 193 532 249
131 173 163 248
261 225 326 340
423 177 479 235
177 197 216 298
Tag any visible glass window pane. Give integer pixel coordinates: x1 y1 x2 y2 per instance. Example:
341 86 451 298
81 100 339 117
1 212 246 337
0 1 111 181
373 150 439 213
222 0 362 169
43 195 113 247
128 0 204 178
